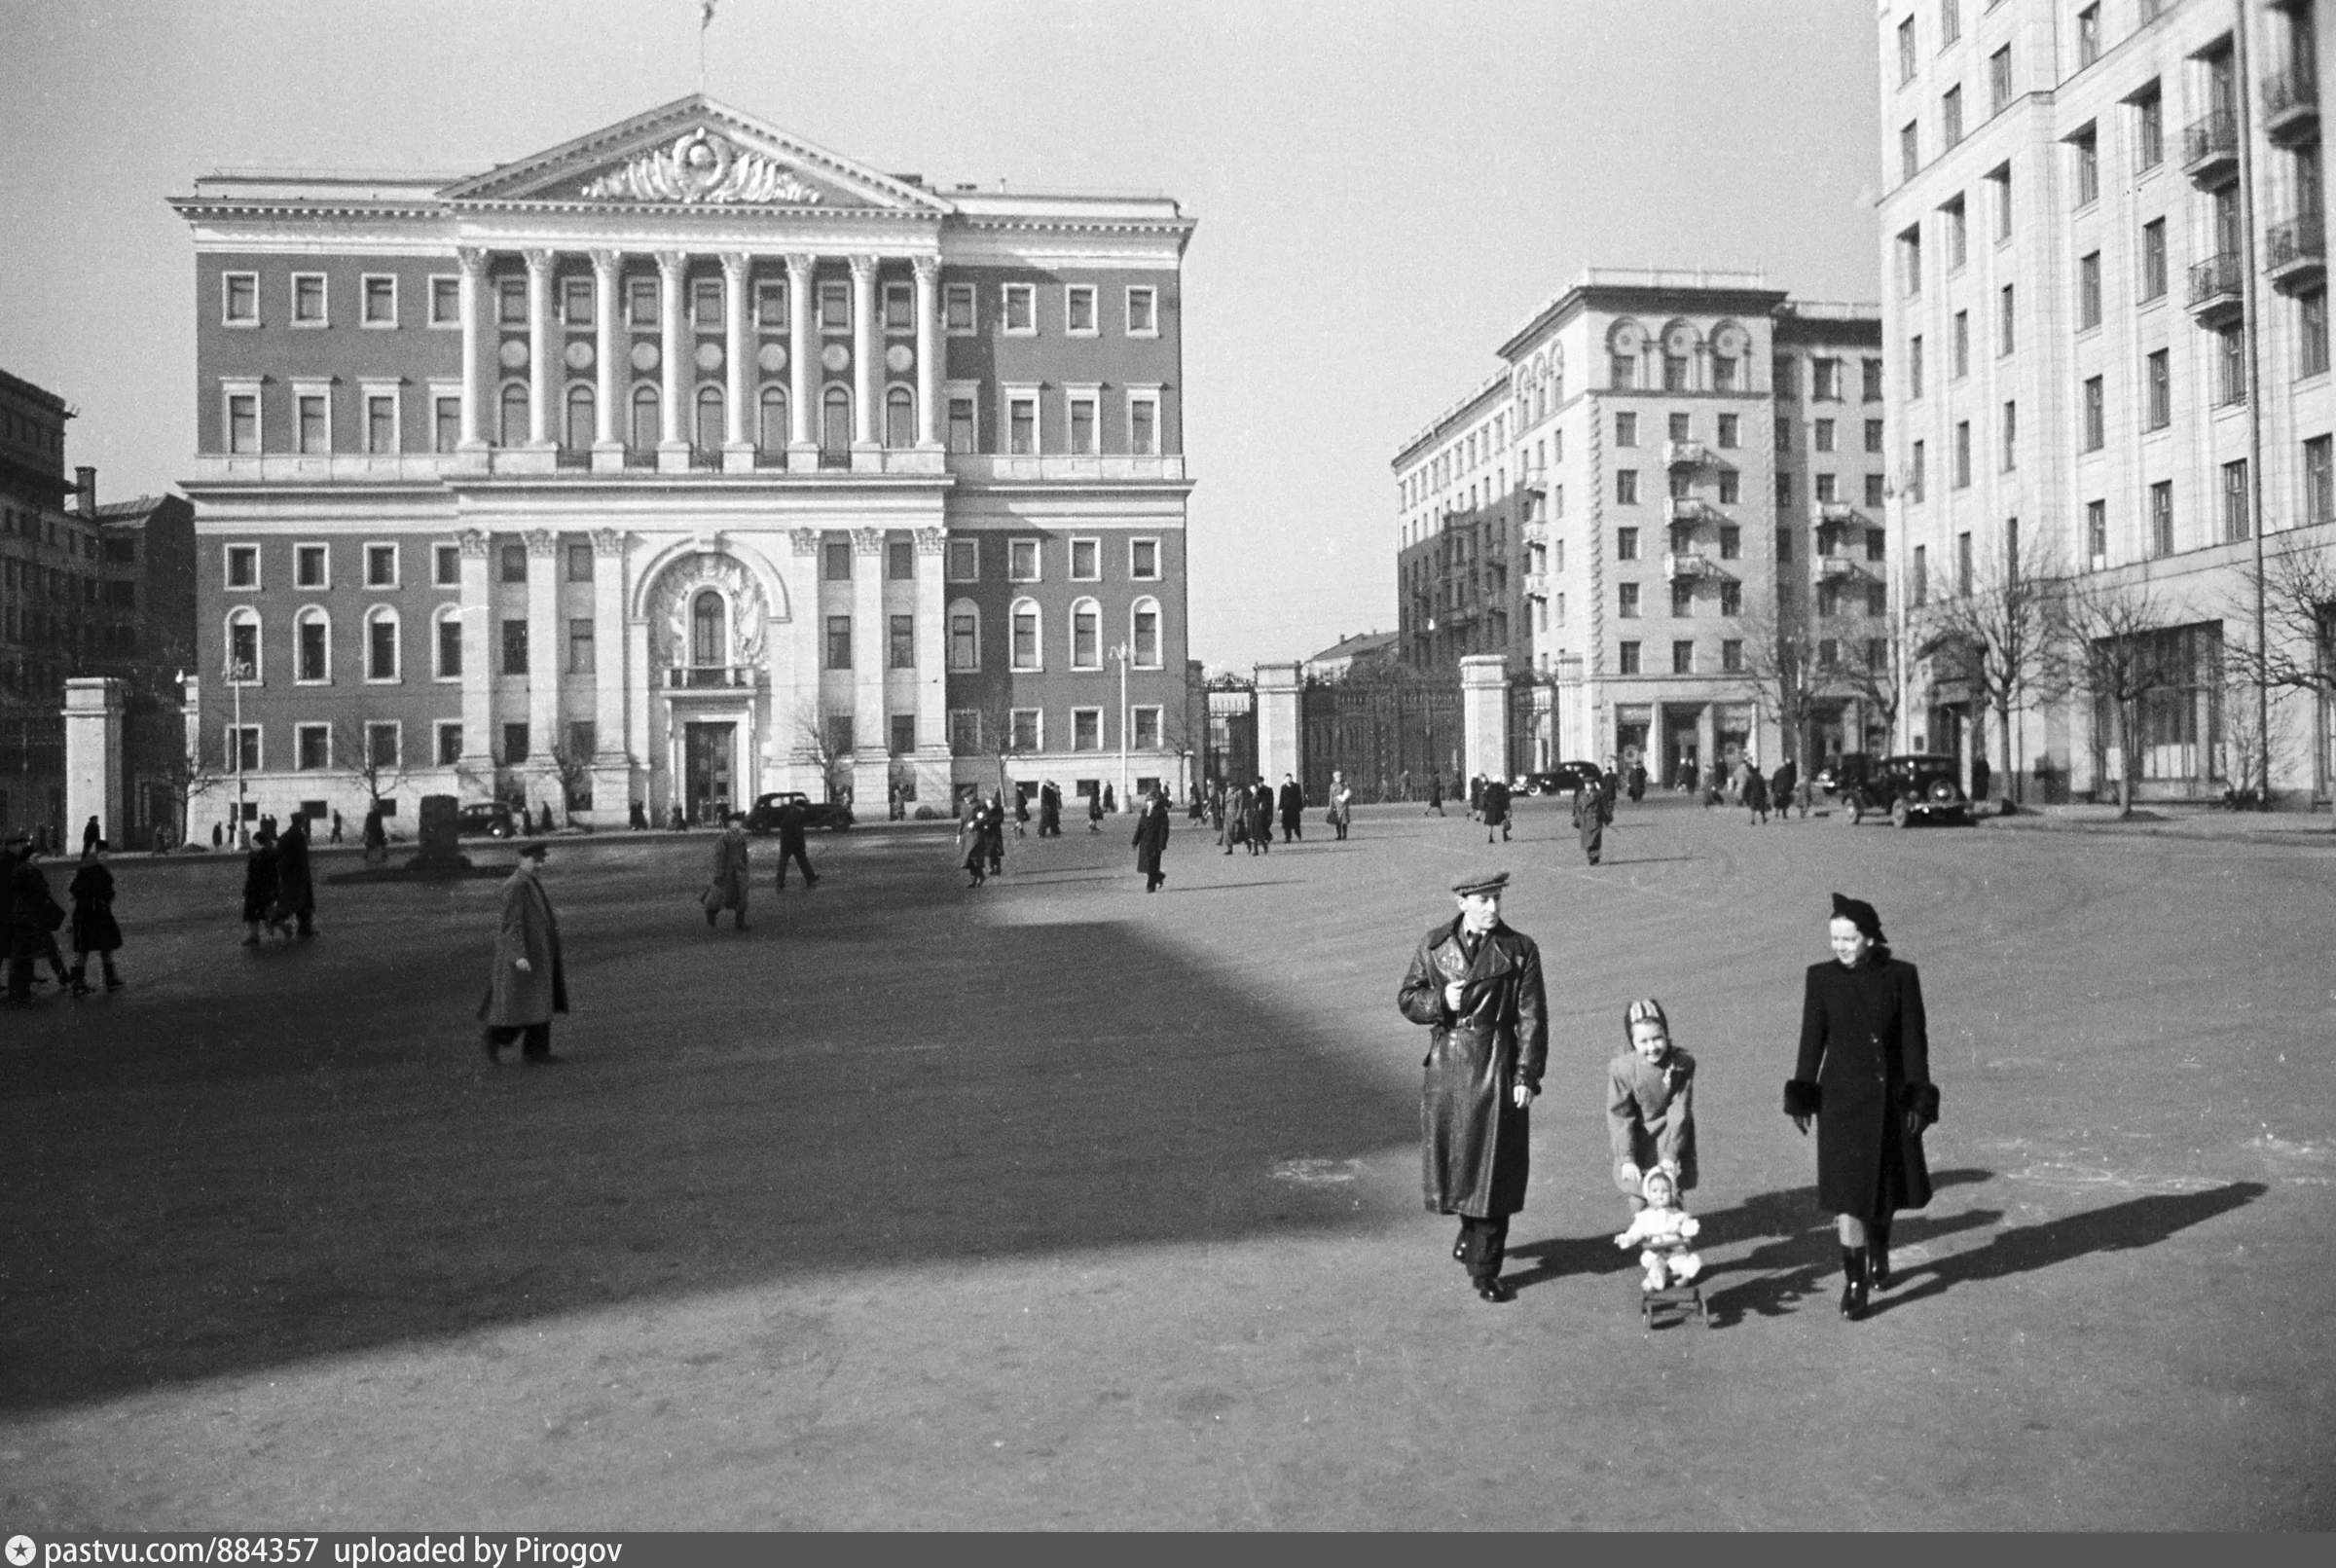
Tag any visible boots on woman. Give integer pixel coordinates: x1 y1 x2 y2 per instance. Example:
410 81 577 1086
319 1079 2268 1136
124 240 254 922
1868 1219 1892 1290
1838 1247 1869 1320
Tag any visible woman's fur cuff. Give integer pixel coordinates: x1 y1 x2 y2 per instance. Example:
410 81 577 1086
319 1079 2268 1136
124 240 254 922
1901 1082 1941 1124
1783 1079 1822 1117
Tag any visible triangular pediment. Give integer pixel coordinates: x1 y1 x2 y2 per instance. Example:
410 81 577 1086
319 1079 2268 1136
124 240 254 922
440 96 952 215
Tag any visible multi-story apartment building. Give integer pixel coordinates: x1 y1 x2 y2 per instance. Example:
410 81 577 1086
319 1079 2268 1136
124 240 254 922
1394 271 1885 784
0 370 107 837
171 95 1195 830
1880 0 2333 800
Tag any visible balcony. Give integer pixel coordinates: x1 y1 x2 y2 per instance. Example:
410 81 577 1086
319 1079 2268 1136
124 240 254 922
1817 556 1862 581
2264 70 2319 145
1520 521 1549 548
662 665 758 692
2187 250 2246 323
1811 501 1865 529
1662 439 1710 468
1662 551 1715 583
1522 571 1550 601
1664 495 1722 526
2268 211 2326 292
2182 110 2239 185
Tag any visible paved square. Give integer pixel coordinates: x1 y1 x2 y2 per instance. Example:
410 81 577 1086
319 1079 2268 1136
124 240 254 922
3 800 2330 1528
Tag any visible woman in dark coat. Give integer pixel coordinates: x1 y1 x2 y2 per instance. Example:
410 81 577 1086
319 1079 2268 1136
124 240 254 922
68 844 125 994
241 839 281 944
1245 778 1274 854
1131 787 1170 893
1786 893 1939 1320
273 814 315 936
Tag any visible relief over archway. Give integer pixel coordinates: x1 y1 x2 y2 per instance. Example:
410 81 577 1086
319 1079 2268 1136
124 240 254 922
646 550 771 671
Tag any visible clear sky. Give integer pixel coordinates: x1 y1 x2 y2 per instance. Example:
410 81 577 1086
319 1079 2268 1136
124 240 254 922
0 0 1880 673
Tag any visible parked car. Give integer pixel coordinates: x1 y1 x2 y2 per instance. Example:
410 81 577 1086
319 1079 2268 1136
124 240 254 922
1520 760 1606 795
746 791 856 832
1831 753 1970 827
455 801 517 839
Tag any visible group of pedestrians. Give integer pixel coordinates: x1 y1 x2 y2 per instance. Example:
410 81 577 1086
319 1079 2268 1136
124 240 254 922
238 814 316 944
702 800 822 925
3 828 125 1004
1398 869 1937 1321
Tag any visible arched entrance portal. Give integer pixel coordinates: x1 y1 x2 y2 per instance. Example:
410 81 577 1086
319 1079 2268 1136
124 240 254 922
642 549 779 825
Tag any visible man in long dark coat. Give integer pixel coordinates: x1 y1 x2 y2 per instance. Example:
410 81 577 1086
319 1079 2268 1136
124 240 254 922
1479 777 1512 843
1396 869 1549 1303
1571 776 1612 865
1245 777 1273 854
1276 774 1305 842
1131 787 1170 893
480 841 566 1063
274 813 316 936
774 797 820 890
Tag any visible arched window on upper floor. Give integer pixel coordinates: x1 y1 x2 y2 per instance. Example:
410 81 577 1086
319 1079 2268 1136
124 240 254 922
432 603 464 681
364 604 401 682
293 604 331 684
947 598 981 672
1069 597 1102 671
631 383 660 454
695 384 724 455
885 385 915 449
499 381 529 448
566 383 596 453
226 606 263 685
1009 597 1042 672
758 384 788 456
1130 596 1163 669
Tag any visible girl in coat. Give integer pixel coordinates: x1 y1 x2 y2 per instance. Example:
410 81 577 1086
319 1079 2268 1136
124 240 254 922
68 843 125 994
1786 893 1940 1320
1607 997 1696 1211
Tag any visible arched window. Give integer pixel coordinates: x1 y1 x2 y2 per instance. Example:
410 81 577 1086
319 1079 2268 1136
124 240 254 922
885 385 915 448
432 604 464 680
294 605 330 683
365 605 401 682
566 383 596 452
758 384 788 456
695 384 724 454
1009 597 1041 672
947 599 980 672
821 385 853 457
1070 598 1101 670
226 607 262 684
499 382 529 447
1130 596 1163 669
631 383 660 453
691 589 726 668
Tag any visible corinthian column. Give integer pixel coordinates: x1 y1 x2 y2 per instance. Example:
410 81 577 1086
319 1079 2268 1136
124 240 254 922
591 249 621 470
657 250 688 466
851 255 879 456
722 251 751 471
456 248 489 452
786 254 816 464
525 249 556 449
914 256 940 449
526 529 562 786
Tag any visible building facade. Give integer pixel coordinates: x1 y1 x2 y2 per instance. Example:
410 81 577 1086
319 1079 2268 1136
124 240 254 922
172 95 1195 830
1879 0 2334 800
1394 271 1885 784
1 371 104 838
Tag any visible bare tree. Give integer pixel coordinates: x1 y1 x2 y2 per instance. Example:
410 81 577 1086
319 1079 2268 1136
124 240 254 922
152 742 220 851
2062 576 2181 818
2230 539 2336 809
1914 533 2070 803
1734 599 1830 770
547 737 596 822
1829 635 1906 759
334 713 412 815
788 696 858 803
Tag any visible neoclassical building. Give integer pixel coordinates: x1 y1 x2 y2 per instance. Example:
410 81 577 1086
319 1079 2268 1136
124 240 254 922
172 95 1194 829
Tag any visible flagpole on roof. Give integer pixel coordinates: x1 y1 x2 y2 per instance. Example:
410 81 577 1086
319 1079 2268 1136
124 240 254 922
698 0 716 95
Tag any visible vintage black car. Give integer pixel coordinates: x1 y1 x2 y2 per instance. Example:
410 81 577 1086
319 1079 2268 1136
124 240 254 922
1830 752 1970 827
455 801 517 839
1519 760 1606 796
746 791 856 832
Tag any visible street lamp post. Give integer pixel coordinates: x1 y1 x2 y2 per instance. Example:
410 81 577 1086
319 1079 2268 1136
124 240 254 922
227 656 250 848
1108 640 1131 809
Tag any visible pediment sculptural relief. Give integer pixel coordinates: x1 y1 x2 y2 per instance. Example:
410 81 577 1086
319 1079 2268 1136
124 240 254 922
582 128 824 205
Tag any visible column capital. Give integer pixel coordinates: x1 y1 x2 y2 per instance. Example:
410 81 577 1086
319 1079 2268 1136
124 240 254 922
655 250 689 279
913 255 941 283
525 528 561 558
852 527 885 556
785 253 817 282
457 528 492 560
456 246 490 277
589 248 624 275
788 528 821 557
720 251 750 281
591 528 627 558
523 248 557 275
848 254 879 281
914 526 946 556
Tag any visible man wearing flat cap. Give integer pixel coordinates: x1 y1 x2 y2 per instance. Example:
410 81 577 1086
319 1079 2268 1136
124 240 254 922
1397 868 1549 1301
479 840 567 1064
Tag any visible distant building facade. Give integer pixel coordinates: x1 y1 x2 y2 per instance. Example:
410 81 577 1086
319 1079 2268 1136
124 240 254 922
171 95 1197 828
1393 270 1885 782
1301 630 1398 682
1 372 105 838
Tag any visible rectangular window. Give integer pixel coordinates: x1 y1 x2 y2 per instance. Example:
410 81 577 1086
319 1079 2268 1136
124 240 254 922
1133 604 1160 667
1130 539 1161 579
2224 458 2251 542
826 614 854 670
1619 641 1642 675
500 543 527 583
566 542 594 583
1128 391 1160 455
2218 323 2248 406
430 275 459 326
944 282 976 333
2149 480 2175 557
947 538 979 582
368 616 398 680
1072 709 1102 751
1669 639 1697 676
292 273 327 325
1942 85 1963 148
365 543 397 588
2083 376 2105 451
1953 310 1970 379
2139 218 2168 301
1615 412 1637 447
2136 85 2164 168
437 616 462 679
1619 582 1640 619
226 390 259 455
1721 581 1743 616
501 619 528 675
1945 198 1968 270
362 274 396 326
1812 358 1842 401
1910 439 1925 502
629 276 659 329
1716 414 1739 449
2146 349 2172 429
1007 393 1038 456
888 539 914 581
2079 251 2102 329
298 393 329 455
1610 353 1637 389
824 541 852 581
1126 286 1157 335
1068 391 1098 455
2086 501 2107 569
1956 530 1974 595
890 715 915 756
754 278 787 331
2001 401 2018 470
948 609 978 671
1866 473 1887 507
1776 471 1795 505
1899 15 1917 83
2073 126 2099 207
296 544 328 589
1617 470 1639 505
1909 335 1924 399
1002 283 1036 334
1617 528 1639 562
883 280 913 332
2302 289 2331 378
222 272 258 324
1774 357 1796 399
1065 284 1097 335
1953 421 1972 488
298 617 327 682
1901 122 1920 183
1989 46 2012 113
226 543 260 589
1865 419 1885 454
948 395 977 453
1989 163 2013 239
567 618 594 675
819 279 850 333
889 613 915 670
1008 538 1040 581
297 724 330 771
1998 284 2016 354
1816 472 1840 502
1663 355 1689 391
1671 581 1695 618
365 394 396 454
434 396 460 454
1130 707 1161 751
437 722 464 767
1721 639 1743 674
1719 525 1741 560
1071 538 1100 580
433 542 460 586
2077 5 2099 67
2308 436 2335 524
1005 709 1040 753
503 722 530 763
1814 419 1837 453
691 277 723 328
497 275 526 326
1941 0 1959 45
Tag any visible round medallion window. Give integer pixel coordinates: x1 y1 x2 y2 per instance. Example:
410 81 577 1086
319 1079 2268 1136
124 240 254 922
821 343 851 373
564 341 595 371
885 345 914 374
757 343 788 374
695 342 724 373
631 342 661 373
497 339 529 370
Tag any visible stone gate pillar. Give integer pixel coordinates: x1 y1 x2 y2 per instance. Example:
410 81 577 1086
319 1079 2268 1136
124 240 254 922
1255 661 1301 786
63 677 126 848
1460 655 1509 784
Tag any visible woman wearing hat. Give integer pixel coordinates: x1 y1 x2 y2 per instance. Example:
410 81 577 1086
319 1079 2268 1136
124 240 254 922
1785 893 1939 1320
